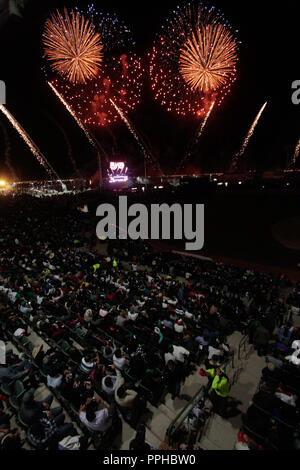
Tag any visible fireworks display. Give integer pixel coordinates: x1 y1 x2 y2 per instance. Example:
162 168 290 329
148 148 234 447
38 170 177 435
45 111 79 176
48 81 98 149
149 2 238 118
179 24 237 93
46 5 143 127
290 137 300 168
109 98 162 175
0 119 16 179
0 104 61 183
231 101 268 169
43 8 103 84
48 81 109 170
178 99 215 170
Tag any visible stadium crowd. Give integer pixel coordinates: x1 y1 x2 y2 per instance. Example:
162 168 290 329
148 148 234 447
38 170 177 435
0 194 299 450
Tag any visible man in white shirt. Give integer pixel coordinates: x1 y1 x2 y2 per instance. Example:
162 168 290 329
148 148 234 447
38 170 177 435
47 372 63 389
113 349 129 370
79 398 113 433
101 367 122 396
174 320 184 334
128 309 138 321
172 345 190 363
164 349 175 365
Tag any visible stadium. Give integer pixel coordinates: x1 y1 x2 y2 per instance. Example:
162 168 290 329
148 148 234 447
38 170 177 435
0 0 299 458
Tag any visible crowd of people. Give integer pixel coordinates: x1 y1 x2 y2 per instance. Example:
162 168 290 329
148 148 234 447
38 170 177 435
238 322 300 450
0 194 299 450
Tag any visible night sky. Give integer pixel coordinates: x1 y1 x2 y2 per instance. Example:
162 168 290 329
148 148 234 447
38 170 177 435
0 0 299 180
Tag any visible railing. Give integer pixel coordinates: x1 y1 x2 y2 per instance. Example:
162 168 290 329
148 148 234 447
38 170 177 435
223 350 235 371
166 385 208 447
238 334 252 361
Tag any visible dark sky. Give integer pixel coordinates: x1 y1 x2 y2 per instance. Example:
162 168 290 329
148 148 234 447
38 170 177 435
0 0 299 180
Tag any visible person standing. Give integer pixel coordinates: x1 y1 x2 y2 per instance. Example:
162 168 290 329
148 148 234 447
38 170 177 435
129 424 152 451
164 360 182 400
209 367 230 417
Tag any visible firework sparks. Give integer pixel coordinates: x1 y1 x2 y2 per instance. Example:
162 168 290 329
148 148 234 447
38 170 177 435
0 119 16 179
195 99 215 141
178 99 215 170
46 112 80 176
48 81 109 162
43 8 103 84
232 101 268 169
150 2 239 118
289 137 300 168
45 7 143 128
48 81 96 148
109 98 162 175
0 104 61 182
179 24 237 93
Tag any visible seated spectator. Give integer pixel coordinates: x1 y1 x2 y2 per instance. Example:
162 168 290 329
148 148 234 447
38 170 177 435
115 378 147 422
127 307 138 321
0 361 30 385
261 362 282 386
0 428 22 451
101 345 111 361
83 308 93 326
60 371 79 404
115 311 128 328
28 412 74 449
79 397 114 433
79 350 99 375
195 333 210 347
174 319 185 334
113 348 130 371
20 389 62 426
47 367 63 389
102 366 122 397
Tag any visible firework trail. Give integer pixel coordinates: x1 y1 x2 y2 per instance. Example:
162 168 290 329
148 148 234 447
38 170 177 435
0 104 61 182
0 118 17 179
288 137 300 168
231 101 268 170
48 81 96 148
178 100 215 171
48 81 109 165
109 98 163 175
45 112 80 176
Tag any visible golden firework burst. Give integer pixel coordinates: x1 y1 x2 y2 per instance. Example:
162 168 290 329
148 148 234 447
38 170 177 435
179 23 237 93
43 8 103 84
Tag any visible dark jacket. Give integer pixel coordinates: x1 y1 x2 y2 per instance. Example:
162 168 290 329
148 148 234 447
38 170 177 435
20 390 43 425
253 326 270 345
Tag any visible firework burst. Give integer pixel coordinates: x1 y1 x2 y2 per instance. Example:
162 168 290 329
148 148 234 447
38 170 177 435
43 8 103 84
149 1 239 118
46 6 143 127
179 23 237 93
